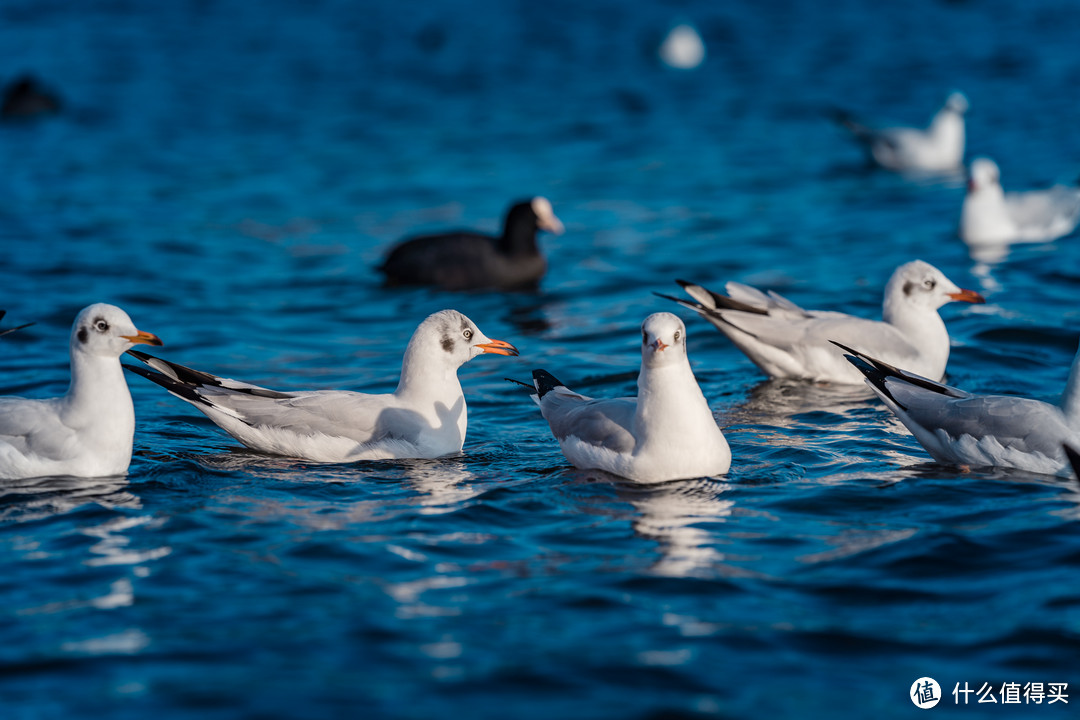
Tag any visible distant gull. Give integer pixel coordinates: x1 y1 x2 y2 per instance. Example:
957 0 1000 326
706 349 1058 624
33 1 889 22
0 310 34 337
831 92 967 173
960 157 1080 247
659 24 705 70
838 341 1080 477
0 304 162 480
378 198 564 291
659 260 984 385
124 310 518 462
513 312 730 482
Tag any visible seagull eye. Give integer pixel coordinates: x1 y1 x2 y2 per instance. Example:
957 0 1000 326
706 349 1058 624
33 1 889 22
674 331 681 341
462 329 473 340
642 331 647 344
94 320 109 333
924 279 936 290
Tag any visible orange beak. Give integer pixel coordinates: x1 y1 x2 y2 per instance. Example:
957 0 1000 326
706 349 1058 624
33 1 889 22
946 288 985 304
122 330 164 346
650 338 668 352
477 339 519 357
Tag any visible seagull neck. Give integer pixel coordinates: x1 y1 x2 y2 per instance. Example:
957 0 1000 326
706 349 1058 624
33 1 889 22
395 351 462 403
63 351 133 423
929 109 964 147
1059 349 1080 426
882 303 950 377
634 359 712 447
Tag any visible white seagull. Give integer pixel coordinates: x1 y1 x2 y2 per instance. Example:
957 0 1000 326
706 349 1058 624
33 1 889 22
660 260 984 385
516 312 730 483
124 310 518 463
960 157 1080 247
837 341 1080 476
0 303 162 480
832 92 968 173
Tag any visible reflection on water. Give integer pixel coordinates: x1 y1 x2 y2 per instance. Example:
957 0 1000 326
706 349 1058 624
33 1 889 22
617 478 739 578
0 474 140 524
402 459 482 513
726 378 874 431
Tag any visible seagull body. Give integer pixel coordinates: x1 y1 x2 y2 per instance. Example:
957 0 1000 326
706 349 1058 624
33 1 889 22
379 197 564 291
833 92 967 173
960 158 1080 246
663 260 984 385
522 312 730 483
124 310 518 463
838 342 1080 476
0 304 162 480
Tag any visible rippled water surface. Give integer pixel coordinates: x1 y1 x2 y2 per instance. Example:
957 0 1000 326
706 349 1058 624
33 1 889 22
3 1 1080 717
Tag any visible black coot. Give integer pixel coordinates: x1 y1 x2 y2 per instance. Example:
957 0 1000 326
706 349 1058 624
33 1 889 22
379 197 564 291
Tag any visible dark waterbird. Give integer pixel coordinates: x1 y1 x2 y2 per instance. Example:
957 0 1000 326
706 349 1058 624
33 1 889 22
1 74 61 119
378 197 564 291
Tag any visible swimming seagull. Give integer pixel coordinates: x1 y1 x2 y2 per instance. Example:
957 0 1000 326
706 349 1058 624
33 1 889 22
658 260 984 385
0 310 34 337
831 92 968 173
124 310 518 463
513 312 730 483
378 197 565 291
836 341 1080 477
0 304 162 480
960 157 1080 247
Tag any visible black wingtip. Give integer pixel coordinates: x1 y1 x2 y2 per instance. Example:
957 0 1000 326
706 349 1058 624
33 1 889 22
531 369 565 399
123 362 220 410
504 377 534 391
126 349 153 362
1065 444 1080 481
653 291 692 305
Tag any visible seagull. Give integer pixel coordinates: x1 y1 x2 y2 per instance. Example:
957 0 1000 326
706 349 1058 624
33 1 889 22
0 310 34 337
0 304 162 480
378 197 565 291
836 341 1080 476
960 157 1080 246
831 92 968 173
659 260 984 385
124 310 518 463
513 312 730 483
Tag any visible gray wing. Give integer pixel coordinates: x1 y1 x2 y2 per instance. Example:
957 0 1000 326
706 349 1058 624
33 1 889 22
124 352 392 445
200 390 392 443
539 388 637 454
724 310 920 365
1005 186 1080 238
0 397 77 460
887 385 1070 457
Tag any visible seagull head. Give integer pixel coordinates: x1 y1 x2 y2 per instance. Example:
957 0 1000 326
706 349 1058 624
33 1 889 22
640 312 687 368
944 91 969 115
885 261 985 314
70 303 161 359
967 157 1001 195
411 309 519 370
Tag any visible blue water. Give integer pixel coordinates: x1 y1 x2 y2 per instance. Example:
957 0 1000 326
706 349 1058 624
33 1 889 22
2 0 1080 717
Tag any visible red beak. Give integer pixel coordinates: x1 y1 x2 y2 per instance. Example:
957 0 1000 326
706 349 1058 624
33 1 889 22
946 288 985 304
